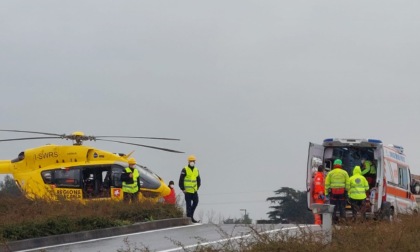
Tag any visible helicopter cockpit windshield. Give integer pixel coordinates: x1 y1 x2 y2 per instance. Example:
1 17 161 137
136 165 162 190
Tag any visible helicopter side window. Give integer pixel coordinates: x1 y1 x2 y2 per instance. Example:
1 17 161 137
103 171 111 189
54 168 81 188
41 171 53 184
111 165 124 188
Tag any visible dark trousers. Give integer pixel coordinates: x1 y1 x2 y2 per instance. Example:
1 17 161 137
350 198 366 220
330 193 346 220
123 192 138 203
185 192 199 218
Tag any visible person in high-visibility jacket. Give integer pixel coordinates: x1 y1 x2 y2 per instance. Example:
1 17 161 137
312 165 326 225
121 158 140 203
361 157 376 188
325 159 350 223
349 165 369 221
179 155 201 223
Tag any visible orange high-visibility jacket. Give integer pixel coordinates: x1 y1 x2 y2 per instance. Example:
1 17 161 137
313 171 325 199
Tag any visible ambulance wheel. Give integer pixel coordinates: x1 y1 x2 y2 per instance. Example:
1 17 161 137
380 202 392 221
389 207 394 222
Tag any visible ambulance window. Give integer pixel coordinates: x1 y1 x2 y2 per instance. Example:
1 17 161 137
385 160 397 186
398 167 409 190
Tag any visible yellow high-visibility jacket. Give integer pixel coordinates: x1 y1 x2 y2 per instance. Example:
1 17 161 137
325 168 350 195
184 166 199 193
349 166 369 200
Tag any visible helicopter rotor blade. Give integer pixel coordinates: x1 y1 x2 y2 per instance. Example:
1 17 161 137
0 129 64 137
0 136 62 142
94 136 180 141
95 138 184 153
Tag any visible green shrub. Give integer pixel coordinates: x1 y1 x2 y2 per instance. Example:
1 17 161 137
0 196 183 241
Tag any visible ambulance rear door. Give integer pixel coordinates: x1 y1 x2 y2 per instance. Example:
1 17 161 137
373 147 384 212
307 142 324 210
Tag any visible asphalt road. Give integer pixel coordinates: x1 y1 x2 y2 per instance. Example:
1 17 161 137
17 223 318 252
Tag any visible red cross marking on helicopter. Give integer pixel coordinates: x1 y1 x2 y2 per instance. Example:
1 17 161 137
113 188 121 197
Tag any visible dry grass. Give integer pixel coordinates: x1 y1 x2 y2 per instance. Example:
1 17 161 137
250 216 420 252
125 214 420 252
327 215 420 252
220 215 420 252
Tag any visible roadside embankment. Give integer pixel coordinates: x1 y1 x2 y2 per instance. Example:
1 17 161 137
1 217 191 252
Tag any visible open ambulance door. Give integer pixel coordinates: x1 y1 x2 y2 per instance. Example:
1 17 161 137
373 147 383 212
307 143 324 210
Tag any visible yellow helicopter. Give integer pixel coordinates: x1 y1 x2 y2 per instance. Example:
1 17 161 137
0 129 183 202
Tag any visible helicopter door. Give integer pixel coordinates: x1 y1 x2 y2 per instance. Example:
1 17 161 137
81 166 114 199
307 143 324 210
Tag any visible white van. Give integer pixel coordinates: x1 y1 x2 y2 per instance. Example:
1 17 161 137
307 138 419 220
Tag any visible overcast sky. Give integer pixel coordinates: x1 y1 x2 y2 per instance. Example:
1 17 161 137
1 1 420 222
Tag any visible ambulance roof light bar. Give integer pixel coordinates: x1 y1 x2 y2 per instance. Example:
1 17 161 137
323 138 382 144
388 144 404 154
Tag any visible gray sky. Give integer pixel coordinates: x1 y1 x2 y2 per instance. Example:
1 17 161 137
1 1 420 222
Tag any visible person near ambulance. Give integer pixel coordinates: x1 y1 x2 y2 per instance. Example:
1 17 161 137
348 165 370 221
312 165 326 225
361 156 376 188
179 155 201 223
121 158 140 202
163 180 176 204
325 159 350 223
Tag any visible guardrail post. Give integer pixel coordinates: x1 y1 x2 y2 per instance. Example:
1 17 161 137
311 203 335 244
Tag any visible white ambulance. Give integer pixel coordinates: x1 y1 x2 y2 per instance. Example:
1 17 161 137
307 138 419 220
